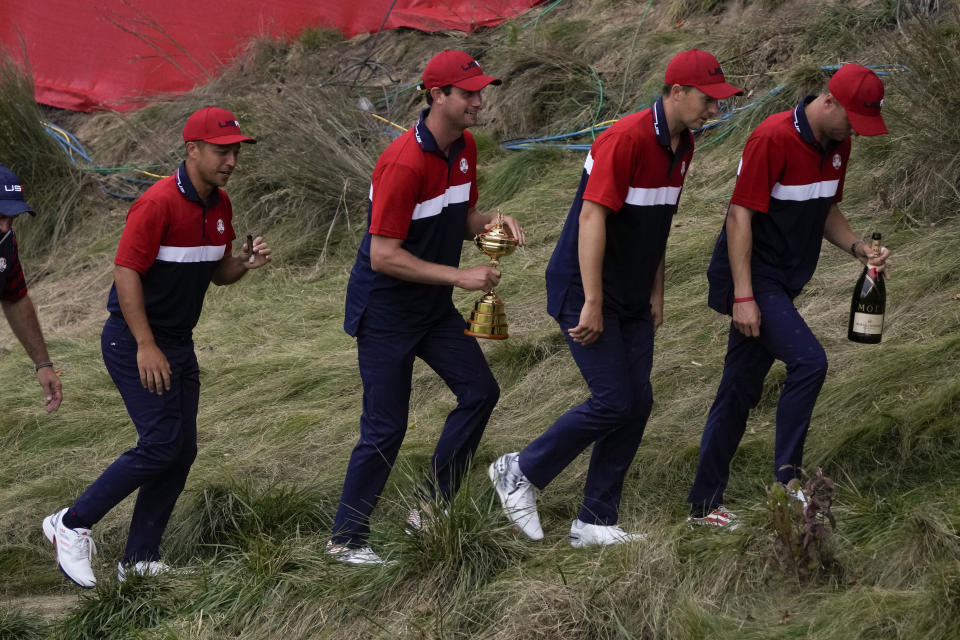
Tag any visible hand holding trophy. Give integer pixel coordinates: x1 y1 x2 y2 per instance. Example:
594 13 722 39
465 210 518 339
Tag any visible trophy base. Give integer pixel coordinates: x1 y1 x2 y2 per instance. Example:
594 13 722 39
465 293 509 340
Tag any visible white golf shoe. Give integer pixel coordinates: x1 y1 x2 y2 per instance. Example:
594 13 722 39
568 519 646 548
117 561 177 582
325 541 392 566
489 452 543 540
42 508 97 589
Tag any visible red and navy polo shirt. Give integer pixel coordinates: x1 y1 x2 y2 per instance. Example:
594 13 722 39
545 97 694 319
707 97 851 314
107 161 236 342
344 108 478 336
0 230 27 303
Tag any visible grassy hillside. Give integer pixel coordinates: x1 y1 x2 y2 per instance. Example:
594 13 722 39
2 0 959 638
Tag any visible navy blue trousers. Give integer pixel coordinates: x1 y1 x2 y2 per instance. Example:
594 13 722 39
519 305 654 526
331 309 499 547
71 316 199 563
687 284 828 513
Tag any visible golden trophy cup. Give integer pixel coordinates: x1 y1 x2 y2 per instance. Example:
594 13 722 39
464 211 518 340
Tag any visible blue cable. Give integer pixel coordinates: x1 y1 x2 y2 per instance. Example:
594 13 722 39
43 123 93 163
501 87 780 150
500 64 905 151
821 63 911 76
98 184 137 200
42 122 156 200
42 62 910 180
501 86 783 151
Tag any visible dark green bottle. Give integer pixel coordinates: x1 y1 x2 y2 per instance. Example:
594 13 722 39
847 232 885 344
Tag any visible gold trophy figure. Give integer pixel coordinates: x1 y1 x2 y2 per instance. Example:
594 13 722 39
465 211 518 340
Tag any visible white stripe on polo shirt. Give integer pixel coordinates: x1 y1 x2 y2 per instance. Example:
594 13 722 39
624 185 682 207
156 245 227 263
410 183 471 221
584 152 594 174
770 179 839 202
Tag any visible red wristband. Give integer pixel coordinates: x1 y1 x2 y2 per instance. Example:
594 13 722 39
733 296 754 303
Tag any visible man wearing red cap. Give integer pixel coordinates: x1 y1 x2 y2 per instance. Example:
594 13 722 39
328 50 523 564
687 64 891 528
490 50 741 546
43 106 270 587
0 163 63 414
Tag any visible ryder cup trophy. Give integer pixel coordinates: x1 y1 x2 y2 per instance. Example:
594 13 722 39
464 211 518 340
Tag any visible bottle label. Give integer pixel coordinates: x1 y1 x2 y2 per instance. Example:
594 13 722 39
852 312 884 335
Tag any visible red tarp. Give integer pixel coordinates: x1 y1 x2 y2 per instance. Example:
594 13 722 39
1 1 540 113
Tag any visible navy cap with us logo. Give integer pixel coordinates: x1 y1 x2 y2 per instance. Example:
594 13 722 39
182 106 257 145
0 164 35 217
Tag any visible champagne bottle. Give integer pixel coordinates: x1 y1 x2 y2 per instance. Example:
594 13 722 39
847 232 885 343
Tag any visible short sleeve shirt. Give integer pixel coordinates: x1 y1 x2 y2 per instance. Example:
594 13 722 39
707 97 851 313
545 97 693 319
106 162 236 342
0 230 27 303
344 109 477 336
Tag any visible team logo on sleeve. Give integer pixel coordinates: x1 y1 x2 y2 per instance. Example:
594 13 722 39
832 153 842 170
460 158 469 174
0 257 6 273
216 219 225 234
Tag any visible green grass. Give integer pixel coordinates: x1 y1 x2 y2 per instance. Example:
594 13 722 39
2 0 960 638
869 5 960 223
667 0 730 22
0 607 46 640
799 0 900 56
0 53 86 257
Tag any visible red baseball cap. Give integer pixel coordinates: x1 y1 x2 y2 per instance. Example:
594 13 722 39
665 49 743 100
422 50 501 92
827 64 888 136
182 106 256 145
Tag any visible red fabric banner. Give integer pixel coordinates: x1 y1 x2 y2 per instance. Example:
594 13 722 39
1 0 540 112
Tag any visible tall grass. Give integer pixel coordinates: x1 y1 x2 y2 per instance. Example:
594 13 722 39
52 576 185 640
0 607 46 640
221 86 379 263
487 47 602 136
868 5 960 223
1 1 960 638
799 0 900 54
667 0 729 22
0 52 85 256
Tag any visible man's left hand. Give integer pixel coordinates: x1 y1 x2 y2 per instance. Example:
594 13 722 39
857 242 891 274
36 366 62 413
485 216 526 247
243 236 272 269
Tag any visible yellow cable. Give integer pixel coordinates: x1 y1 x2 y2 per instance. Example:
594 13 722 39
365 112 408 132
43 122 70 142
43 122 75 157
567 119 619 137
133 169 167 179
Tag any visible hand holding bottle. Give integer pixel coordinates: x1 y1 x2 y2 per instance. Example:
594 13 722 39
848 232 887 344
853 237 891 273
